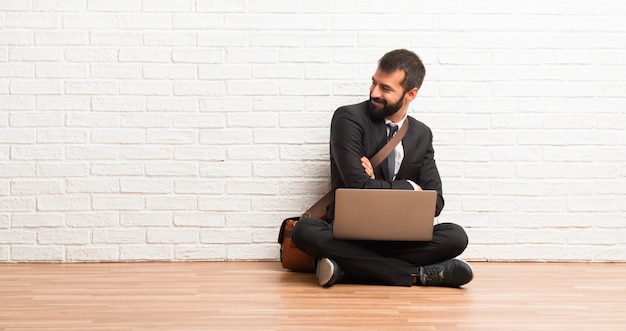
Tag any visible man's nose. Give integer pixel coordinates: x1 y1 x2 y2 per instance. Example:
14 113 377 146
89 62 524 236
370 84 382 98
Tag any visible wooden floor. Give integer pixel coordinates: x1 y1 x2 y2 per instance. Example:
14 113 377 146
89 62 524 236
1 262 625 331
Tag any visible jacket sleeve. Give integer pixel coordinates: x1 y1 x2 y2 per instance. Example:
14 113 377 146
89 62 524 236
416 131 445 216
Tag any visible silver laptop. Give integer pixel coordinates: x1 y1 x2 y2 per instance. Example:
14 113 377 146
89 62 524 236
333 188 437 241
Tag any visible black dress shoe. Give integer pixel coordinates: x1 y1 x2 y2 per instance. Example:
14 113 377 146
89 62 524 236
416 259 473 287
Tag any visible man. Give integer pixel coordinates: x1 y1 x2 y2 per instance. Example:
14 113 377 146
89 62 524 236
291 49 473 288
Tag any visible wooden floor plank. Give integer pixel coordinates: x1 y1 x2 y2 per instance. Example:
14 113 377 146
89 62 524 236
1 262 625 331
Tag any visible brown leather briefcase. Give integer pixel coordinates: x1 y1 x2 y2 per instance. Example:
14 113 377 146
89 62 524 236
278 217 317 272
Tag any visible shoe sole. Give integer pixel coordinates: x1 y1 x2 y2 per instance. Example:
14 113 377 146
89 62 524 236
316 258 335 287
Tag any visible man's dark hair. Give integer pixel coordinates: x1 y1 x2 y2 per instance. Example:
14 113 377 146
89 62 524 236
378 49 426 92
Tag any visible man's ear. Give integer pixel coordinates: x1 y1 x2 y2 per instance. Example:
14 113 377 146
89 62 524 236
405 87 418 102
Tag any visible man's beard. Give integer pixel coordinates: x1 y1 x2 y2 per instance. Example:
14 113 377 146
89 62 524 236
367 93 405 121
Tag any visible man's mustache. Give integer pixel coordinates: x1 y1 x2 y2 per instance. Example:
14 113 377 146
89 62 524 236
370 97 386 105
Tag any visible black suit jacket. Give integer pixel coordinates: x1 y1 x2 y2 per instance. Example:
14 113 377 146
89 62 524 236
328 101 445 219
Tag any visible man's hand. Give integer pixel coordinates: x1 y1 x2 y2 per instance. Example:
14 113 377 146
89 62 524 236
361 156 375 179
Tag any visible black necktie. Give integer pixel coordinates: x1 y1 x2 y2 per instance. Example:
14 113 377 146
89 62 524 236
387 123 398 179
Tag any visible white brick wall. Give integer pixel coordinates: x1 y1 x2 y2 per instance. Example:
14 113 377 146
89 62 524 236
1 1 625 262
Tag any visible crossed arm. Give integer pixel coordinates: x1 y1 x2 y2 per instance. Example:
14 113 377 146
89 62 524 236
360 155 422 190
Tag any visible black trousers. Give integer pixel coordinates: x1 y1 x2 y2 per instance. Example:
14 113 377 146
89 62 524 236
291 218 469 287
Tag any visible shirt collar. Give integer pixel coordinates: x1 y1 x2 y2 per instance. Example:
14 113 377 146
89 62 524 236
385 115 408 129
